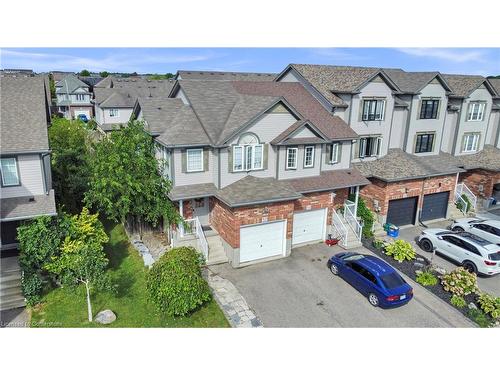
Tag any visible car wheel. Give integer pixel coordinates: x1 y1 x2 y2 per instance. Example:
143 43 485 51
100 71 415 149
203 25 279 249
368 293 379 307
452 226 464 232
330 263 339 275
462 261 477 274
419 238 433 252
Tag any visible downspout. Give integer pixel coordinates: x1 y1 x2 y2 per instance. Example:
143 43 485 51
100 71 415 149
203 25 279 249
418 178 428 228
179 199 184 236
354 185 360 219
439 99 449 152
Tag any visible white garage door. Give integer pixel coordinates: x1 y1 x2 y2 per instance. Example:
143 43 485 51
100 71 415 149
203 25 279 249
74 109 90 118
292 209 327 246
240 220 286 263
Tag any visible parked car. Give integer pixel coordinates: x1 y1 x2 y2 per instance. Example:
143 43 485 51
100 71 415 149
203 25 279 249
77 114 89 122
418 229 500 276
450 218 500 245
327 252 413 308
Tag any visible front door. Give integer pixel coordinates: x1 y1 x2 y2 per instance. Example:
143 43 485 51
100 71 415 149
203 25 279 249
191 197 209 225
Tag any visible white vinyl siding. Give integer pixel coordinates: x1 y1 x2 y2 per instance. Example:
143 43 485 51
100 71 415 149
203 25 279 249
304 146 314 168
467 102 486 121
462 133 480 153
0 158 20 186
186 149 203 172
286 147 298 169
0 154 45 198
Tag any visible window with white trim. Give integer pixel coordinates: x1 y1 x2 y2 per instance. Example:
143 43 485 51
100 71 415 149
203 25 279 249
462 133 480 153
109 109 119 117
286 147 298 169
362 99 385 121
233 144 263 172
186 148 203 172
359 137 382 158
75 94 86 101
304 146 315 168
467 102 486 121
0 158 20 186
329 143 340 163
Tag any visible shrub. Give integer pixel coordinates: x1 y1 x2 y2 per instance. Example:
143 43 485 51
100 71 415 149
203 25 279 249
147 246 211 316
440 267 479 297
384 239 416 262
415 270 438 286
349 194 374 238
372 238 386 250
467 308 494 328
455 194 472 213
21 273 45 306
477 293 500 320
450 295 467 308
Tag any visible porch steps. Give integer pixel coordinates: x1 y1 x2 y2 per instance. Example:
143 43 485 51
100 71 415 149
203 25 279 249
1 257 25 311
206 234 228 266
339 225 362 249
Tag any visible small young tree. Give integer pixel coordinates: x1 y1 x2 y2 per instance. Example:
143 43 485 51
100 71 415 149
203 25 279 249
99 71 109 78
45 208 110 322
84 119 180 237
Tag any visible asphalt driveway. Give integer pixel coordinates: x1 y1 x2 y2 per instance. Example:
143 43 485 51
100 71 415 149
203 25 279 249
209 244 474 327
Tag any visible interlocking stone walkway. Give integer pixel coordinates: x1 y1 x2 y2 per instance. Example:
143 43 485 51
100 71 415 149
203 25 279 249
205 268 263 328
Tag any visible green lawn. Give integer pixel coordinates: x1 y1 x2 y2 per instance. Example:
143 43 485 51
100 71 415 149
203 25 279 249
30 222 229 328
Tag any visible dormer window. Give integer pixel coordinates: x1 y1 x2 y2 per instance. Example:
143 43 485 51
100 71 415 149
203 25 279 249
233 133 263 172
467 102 486 121
75 94 86 101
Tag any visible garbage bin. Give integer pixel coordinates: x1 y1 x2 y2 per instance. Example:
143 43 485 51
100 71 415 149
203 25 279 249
387 226 399 238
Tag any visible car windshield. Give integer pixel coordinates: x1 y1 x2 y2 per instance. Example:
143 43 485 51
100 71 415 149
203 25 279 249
380 272 406 289
488 252 500 261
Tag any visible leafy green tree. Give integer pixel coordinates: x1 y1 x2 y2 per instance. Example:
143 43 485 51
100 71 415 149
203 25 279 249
99 71 109 78
149 73 174 80
85 119 180 237
49 75 56 101
49 117 91 213
79 69 90 76
44 208 110 322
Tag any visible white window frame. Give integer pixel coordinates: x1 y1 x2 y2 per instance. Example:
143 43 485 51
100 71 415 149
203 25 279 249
362 99 386 121
304 146 315 168
286 147 298 170
467 102 486 122
186 148 204 172
109 109 119 117
75 94 86 101
462 133 480 153
0 157 20 187
232 144 263 172
359 136 382 158
330 143 340 164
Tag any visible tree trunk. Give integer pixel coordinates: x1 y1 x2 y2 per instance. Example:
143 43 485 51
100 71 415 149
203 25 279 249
138 216 143 240
84 281 93 322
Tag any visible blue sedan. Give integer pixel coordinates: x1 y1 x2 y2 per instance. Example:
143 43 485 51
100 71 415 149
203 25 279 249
327 252 413 308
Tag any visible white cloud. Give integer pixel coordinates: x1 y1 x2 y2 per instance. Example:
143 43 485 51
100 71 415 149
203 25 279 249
310 48 365 61
398 48 486 63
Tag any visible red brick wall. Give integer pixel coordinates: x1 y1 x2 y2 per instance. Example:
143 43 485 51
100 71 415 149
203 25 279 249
210 198 239 248
176 200 193 220
459 169 500 199
294 189 348 225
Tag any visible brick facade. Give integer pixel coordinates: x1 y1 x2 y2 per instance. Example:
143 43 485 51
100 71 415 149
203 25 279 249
360 174 457 218
459 169 500 200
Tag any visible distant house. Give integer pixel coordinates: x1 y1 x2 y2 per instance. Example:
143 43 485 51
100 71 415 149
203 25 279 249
55 74 93 119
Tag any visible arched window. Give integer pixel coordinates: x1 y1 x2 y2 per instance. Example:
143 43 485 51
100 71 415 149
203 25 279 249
233 133 263 171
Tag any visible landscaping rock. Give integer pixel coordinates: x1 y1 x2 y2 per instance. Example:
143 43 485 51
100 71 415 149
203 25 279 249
468 302 477 310
416 257 425 262
95 309 116 324
413 262 425 268
434 267 447 275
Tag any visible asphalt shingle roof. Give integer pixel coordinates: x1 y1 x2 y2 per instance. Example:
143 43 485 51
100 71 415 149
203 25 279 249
55 74 88 93
287 169 370 193
456 145 500 172
177 70 277 81
1 75 50 153
1 190 56 221
488 78 500 97
95 80 174 108
168 183 218 201
442 74 489 97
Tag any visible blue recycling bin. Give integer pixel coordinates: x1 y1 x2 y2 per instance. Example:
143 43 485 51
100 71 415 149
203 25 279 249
386 224 399 238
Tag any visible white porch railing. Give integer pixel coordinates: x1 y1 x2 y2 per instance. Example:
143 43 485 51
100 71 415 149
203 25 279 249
332 209 348 247
343 200 363 241
455 183 477 211
454 190 468 215
183 217 209 260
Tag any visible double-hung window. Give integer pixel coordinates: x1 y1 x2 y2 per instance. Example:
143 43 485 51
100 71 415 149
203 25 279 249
362 99 385 121
358 137 382 158
419 99 440 119
414 133 435 153
186 148 203 172
233 144 263 172
304 146 315 168
462 133 480 153
467 102 486 121
329 143 340 164
286 147 298 169
0 158 20 186
109 109 119 117
75 94 85 101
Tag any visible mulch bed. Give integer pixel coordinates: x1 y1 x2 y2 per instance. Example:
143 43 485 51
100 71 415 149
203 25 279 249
361 238 481 325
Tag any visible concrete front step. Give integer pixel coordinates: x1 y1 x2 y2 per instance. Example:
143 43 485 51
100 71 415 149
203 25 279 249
0 273 22 283
1 294 26 309
0 284 23 297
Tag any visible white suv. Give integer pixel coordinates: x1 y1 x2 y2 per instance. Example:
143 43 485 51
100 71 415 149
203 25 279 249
418 229 500 276
450 218 500 245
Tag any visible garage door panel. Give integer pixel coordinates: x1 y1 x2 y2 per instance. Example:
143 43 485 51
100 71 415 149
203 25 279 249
387 197 418 226
421 192 449 221
292 209 326 246
240 221 285 263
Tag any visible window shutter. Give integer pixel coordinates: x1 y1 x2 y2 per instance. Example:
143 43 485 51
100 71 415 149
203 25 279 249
228 146 233 173
461 135 466 153
337 143 342 163
203 148 209 171
263 144 269 169
353 141 359 159
181 149 187 173
325 144 332 164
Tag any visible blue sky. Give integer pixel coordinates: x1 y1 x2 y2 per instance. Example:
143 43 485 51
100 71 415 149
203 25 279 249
1 48 499 76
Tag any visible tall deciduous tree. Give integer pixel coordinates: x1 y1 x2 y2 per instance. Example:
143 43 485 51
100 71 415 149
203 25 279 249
44 208 110 322
84 119 180 236
79 69 90 76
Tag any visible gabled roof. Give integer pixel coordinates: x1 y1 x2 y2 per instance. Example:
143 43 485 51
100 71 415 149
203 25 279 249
55 74 89 93
1 75 50 153
487 78 500 98
176 70 277 81
271 120 329 145
442 74 497 98
382 69 452 93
